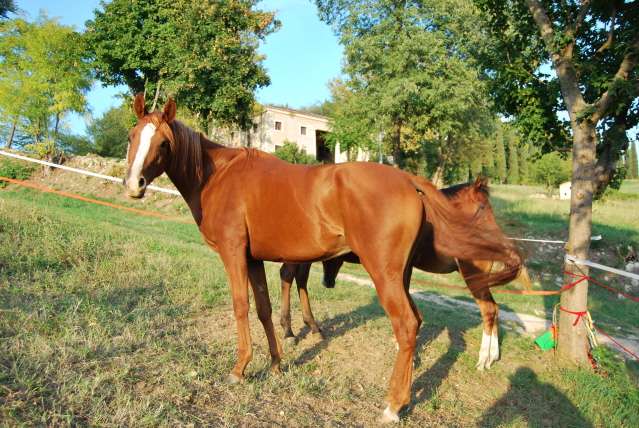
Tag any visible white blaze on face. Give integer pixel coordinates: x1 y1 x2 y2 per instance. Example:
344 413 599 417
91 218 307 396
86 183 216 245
129 123 156 189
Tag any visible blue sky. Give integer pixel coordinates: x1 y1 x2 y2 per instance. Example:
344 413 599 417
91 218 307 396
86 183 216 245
18 0 343 136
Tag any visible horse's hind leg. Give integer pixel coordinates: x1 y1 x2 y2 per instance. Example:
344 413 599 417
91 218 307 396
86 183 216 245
362 259 419 423
279 264 296 339
249 259 282 373
295 263 323 337
458 260 499 370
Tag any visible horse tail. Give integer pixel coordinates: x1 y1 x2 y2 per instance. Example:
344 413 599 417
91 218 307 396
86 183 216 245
411 176 522 291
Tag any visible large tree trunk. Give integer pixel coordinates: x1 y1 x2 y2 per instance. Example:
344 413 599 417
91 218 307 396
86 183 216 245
6 118 17 149
558 121 597 364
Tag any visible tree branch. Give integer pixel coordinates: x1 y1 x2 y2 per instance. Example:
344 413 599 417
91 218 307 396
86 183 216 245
573 0 591 36
590 37 639 123
526 0 586 115
595 5 616 55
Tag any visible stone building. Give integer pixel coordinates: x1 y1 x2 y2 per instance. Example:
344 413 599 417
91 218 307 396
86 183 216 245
214 105 369 163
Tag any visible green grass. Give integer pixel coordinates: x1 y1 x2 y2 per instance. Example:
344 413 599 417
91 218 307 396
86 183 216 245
1 185 638 426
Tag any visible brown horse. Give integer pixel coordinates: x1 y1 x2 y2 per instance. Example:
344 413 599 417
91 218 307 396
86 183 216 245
124 95 521 423
279 179 530 370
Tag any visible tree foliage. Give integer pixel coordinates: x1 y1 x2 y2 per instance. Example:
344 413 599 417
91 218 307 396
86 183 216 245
85 0 279 130
0 0 15 19
0 15 92 148
475 0 639 192
88 102 136 158
531 151 572 189
316 0 494 180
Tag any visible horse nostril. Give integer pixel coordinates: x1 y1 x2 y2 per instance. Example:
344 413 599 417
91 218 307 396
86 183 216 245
138 177 146 188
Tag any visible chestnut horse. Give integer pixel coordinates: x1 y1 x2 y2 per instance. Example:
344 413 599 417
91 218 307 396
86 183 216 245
124 95 521 423
280 179 529 370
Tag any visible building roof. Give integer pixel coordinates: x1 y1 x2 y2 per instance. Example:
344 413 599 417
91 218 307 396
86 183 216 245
264 105 330 122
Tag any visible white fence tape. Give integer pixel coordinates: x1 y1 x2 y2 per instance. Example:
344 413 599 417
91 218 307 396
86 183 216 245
565 254 639 281
508 237 565 244
509 235 602 245
0 150 180 196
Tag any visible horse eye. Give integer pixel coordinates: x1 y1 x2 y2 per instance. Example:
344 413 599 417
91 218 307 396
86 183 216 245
160 140 168 149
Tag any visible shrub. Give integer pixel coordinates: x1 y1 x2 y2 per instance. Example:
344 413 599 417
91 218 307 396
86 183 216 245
0 158 36 187
530 152 571 189
274 141 317 164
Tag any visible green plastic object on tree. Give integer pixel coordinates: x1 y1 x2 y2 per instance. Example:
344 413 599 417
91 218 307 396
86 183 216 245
535 325 557 351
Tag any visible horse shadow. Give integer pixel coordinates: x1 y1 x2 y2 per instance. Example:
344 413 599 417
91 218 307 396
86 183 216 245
287 284 520 414
478 367 593 427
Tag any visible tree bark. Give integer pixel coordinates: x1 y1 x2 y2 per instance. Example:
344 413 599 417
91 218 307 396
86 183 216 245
53 112 61 140
151 81 161 112
6 118 17 149
558 121 596 365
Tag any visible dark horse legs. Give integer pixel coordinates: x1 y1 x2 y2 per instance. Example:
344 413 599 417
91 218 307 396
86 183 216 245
279 263 322 339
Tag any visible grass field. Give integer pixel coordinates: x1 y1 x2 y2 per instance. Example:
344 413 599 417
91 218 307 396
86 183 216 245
1 179 639 426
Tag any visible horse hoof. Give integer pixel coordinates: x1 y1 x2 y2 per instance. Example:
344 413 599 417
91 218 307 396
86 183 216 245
380 405 400 424
270 363 282 375
226 373 242 384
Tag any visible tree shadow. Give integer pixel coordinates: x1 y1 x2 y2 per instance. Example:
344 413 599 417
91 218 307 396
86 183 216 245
478 367 593 427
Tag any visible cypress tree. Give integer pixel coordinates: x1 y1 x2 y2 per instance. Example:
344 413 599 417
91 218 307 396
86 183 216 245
519 143 529 184
495 136 507 183
507 138 520 184
630 141 638 179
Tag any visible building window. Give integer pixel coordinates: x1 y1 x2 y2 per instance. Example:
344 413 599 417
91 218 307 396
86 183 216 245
300 126 307 135
275 121 282 130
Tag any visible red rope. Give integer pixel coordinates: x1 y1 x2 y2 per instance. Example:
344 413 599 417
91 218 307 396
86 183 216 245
593 325 639 362
559 306 588 326
564 271 639 303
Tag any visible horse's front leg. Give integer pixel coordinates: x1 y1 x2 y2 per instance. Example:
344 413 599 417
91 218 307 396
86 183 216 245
459 260 500 370
220 246 253 383
249 259 282 373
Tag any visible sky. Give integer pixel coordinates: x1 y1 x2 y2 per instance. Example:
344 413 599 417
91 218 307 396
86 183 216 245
18 0 344 136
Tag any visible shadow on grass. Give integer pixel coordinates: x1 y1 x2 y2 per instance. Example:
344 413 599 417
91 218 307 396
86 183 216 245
287 286 532 415
478 367 593 428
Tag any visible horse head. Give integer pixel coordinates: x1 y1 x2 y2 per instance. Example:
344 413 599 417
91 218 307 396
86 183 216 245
124 93 177 198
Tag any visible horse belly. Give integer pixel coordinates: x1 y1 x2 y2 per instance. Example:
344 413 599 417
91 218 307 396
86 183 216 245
245 183 348 262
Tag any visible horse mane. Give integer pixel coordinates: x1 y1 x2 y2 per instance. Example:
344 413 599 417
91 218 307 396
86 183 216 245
441 180 490 202
150 116 206 184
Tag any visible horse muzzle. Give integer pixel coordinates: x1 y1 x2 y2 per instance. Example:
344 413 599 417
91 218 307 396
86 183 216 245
123 175 147 199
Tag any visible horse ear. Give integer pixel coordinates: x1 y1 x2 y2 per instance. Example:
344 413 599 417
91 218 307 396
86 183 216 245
133 93 147 119
163 98 176 124
474 176 489 191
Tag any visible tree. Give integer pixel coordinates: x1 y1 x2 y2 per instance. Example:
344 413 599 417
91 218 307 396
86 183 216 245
531 151 572 189
507 138 520 184
494 132 508 184
316 0 494 181
476 0 639 363
629 141 639 179
0 0 16 19
87 102 136 158
85 0 279 130
519 143 530 184
273 141 317 164
0 15 92 149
